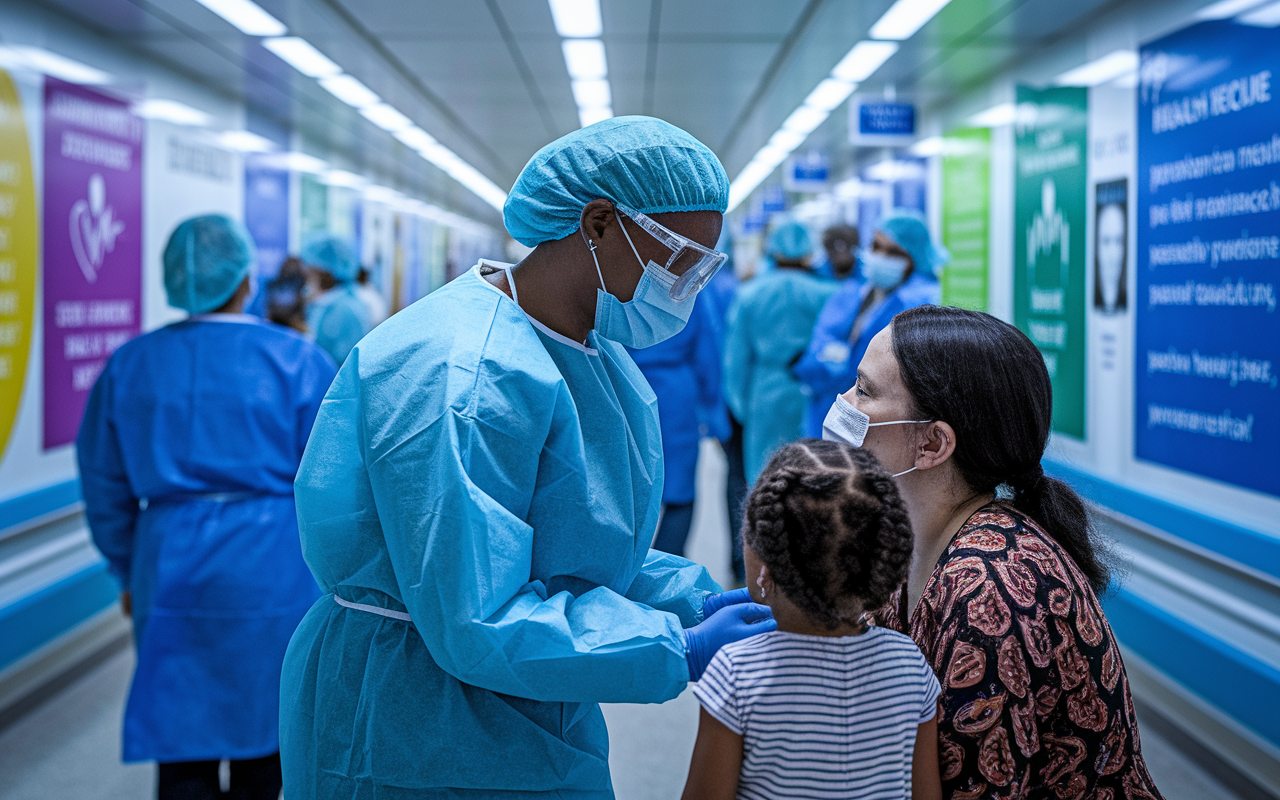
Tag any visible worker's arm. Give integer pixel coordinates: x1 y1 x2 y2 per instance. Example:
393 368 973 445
76 365 139 590
625 549 720 627
721 294 752 422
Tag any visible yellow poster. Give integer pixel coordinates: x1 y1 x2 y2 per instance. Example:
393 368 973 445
0 69 38 462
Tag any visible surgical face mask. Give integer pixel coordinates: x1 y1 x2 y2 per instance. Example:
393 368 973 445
861 249 910 291
586 211 697 348
821 395 931 477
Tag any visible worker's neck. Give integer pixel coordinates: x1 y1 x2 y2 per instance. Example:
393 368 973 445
503 240 599 344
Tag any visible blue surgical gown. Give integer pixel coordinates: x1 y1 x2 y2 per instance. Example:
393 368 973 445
698 267 739 443
723 269 836 482
626 297 721 506
280 263 719 798
793 274 940 438
76 314 336 763
307 283 372 365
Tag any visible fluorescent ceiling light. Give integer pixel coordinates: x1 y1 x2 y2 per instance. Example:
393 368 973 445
768 129 808 151
804 78 857 113
968 102 1017 127
869 0 954 40
133 99 211 126
192 0 287 36
0 46 112 84
217 130 275 152
831 41 899 83
322 169 367 187
1239 0 1280 25
781 105 830 135
360 103 413 132
909 136 945 156
562 39 607 79
263 151 327 173
578 106 613 127
866 159 925 182
571 78 611 108
319 74 380 108
263 37 340 77
394 127 436 150
753 145 792 169
1196 0 1269 18
548 0 603 38
727 160 776 213
364 185 402 204
415 143 507 211
1054 50 1138 86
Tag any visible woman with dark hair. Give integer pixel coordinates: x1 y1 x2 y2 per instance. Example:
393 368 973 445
823 305 1163 800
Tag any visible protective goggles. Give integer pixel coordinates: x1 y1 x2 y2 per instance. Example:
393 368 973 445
615 203 728 301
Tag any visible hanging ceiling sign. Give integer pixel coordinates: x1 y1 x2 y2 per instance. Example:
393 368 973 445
783 151 830 192
851 98 916 144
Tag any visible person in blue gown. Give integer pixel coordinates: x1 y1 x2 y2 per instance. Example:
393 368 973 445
77 214 337 800
278 117 775 799
301 234 372 365
723 219 836 483
813 223 860 282
793 211 944 438
625 294 721 557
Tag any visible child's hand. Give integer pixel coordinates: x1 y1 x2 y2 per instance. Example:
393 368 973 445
701 587 752 619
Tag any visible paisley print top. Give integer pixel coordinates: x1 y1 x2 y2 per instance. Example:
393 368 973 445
874 503 1165 800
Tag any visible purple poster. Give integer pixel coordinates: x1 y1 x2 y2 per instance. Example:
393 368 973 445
42 78 143 449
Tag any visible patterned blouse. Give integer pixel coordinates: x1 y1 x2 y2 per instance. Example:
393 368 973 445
874 503 1165 800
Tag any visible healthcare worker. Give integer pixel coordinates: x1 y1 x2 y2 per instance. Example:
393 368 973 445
625 294 721 557
301 234 372 364
793 210 943 438
77 215 336 800
279 117 775 799
723 219 836 482
815 223 860 281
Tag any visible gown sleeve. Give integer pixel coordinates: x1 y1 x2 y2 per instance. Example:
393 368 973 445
361 353 694 705
76 365 138 588
625 549 720 627
721 293 752 423
692 301 724 437
791 281 860 396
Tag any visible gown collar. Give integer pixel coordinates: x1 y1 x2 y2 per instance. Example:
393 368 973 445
472 261 598 356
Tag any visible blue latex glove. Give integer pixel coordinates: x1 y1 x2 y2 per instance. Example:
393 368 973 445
701 587 752 620
685 602 777 681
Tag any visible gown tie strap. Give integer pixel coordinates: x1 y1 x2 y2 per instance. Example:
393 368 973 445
333 594 413 623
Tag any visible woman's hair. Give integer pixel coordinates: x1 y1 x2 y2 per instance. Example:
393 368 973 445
743 440 913 630
890 305 1110 593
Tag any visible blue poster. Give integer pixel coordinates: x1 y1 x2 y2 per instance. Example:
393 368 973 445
242 157 290 317
1137 19 1280 498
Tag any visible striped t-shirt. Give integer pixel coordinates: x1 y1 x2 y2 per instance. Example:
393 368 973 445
693 626 941 800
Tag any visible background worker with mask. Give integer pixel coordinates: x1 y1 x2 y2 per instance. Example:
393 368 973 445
300 233 372 364
793 211 943 438
816 223 860 282
279 117 775 799
723 219 836 483
77 215 337 800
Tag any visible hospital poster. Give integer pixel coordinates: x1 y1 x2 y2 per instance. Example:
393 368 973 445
1136 19 1280 498
42 78 143 450
1014 85 1088 439
940 127 990 310
0 69 37 462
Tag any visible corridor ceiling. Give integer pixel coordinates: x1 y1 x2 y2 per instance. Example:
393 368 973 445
31 0 1133 223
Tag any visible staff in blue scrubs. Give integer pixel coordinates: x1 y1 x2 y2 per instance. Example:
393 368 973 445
793 211 943 438
77 215 336 800
301 234 372 365
279 117 774 799
626 294 721 556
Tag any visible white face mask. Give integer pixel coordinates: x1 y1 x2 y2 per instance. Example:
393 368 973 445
861 249 910 290
821 395 931 477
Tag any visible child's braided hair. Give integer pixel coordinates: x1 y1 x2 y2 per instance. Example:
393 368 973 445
742 439 912 630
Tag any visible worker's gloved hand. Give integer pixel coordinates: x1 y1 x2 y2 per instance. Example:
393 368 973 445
685 602 776 681
701 587 752 619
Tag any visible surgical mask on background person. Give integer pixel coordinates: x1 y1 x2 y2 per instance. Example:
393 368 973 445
861 249 910 291
821 395 930 477
586 211 701 348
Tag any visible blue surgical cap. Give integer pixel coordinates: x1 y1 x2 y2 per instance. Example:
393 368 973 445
163 214 255 315
766 220 813 262
301 234 359 283
878 211 947 279
504 116 730 247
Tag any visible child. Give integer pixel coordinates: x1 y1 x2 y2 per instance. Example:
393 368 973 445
682 439 942 800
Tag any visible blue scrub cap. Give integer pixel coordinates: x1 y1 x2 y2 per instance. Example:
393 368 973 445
504 116 730 247
878 211 947 279
163 214 255 315
765 219 813 262
301 234 359 283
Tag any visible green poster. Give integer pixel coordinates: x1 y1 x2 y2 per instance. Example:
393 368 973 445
941 127 990 310
1014 85 1087 439
299 174 328 239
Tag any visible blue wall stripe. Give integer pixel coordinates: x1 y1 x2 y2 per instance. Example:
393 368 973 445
0 561 118 672
1045 458 1280 581
1104 588 1280 749
0 480 82 533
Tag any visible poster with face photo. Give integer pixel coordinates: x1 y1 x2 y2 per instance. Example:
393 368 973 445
1094 178 1128 314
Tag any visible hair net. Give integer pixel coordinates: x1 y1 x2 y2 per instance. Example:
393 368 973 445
878 211 948 279
766 219 813 262
504 116 730 247
163 214 255 315
301 234 359 282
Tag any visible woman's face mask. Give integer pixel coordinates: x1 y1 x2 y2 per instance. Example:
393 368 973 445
821 394 930 477
860 249 910 291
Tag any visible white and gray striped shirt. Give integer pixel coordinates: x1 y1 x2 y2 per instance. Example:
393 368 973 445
693 626 940 800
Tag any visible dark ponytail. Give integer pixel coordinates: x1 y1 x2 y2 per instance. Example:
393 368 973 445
890 305 1110 594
